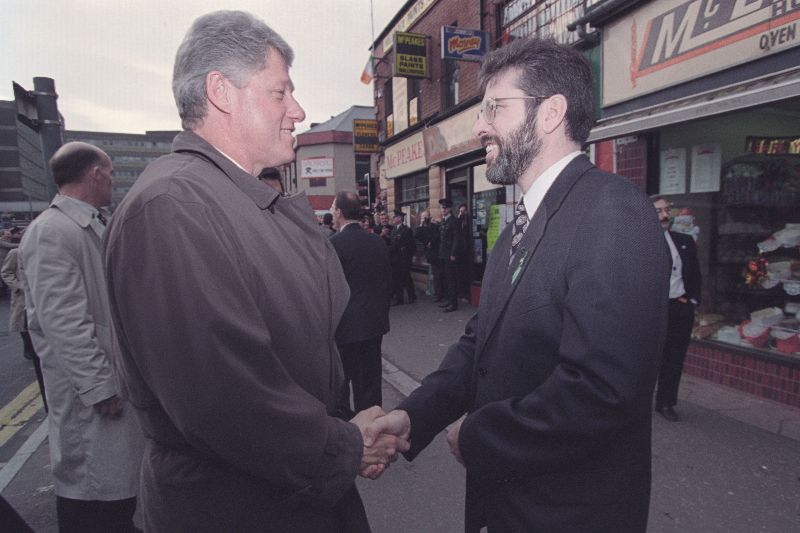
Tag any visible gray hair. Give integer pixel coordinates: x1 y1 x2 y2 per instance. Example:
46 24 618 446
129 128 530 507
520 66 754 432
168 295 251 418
173 10 294 130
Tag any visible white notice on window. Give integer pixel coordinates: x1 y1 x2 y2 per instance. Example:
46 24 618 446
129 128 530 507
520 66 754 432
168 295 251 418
690 143 721 193
659 148 686 195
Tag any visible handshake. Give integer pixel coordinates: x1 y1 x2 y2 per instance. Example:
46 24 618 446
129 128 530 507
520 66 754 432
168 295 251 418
350 407 411 480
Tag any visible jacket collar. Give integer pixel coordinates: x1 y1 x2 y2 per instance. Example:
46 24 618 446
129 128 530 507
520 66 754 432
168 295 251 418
50 194 108 238
172 130 281 211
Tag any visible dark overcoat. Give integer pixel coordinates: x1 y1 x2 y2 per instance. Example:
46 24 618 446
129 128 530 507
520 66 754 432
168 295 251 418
104 131 368 532
400 155 670 532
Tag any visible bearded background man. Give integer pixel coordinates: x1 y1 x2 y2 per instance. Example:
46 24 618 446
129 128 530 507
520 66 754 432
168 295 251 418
367 37 670 532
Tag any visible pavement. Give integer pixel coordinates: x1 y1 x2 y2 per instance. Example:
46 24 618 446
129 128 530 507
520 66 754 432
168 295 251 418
2 293 799 532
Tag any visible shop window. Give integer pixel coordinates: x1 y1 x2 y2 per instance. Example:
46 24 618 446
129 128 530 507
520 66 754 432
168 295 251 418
397 172 430 266
654 103 800 358
409 78 421 127
383 80 394 138
500 0 583 46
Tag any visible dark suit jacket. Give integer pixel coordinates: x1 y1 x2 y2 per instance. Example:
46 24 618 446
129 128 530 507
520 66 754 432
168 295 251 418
669 230 702 304
400 155 670 533
389 224 415 267
439 214 463 260
331 223 391 345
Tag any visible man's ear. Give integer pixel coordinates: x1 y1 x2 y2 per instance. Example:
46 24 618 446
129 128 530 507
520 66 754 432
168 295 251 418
206 71 233 114
539 94 568 135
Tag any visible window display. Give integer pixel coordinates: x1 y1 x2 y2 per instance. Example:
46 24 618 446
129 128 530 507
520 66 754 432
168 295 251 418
700 153 800 356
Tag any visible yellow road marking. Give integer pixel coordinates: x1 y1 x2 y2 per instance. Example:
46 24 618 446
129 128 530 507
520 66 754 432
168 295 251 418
0 382 44 447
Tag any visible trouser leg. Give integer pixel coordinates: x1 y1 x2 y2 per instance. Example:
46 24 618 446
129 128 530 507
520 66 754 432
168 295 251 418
655 301 695 409
56 496 139 533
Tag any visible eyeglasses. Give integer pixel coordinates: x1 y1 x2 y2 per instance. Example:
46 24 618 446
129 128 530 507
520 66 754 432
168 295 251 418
478 96 549 125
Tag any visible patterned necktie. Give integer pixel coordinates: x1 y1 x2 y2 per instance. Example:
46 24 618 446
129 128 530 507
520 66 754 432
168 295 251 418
509 198 529 261
96 211 107 226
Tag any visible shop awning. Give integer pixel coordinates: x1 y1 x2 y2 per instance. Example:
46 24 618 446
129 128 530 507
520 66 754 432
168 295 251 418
588 67 800 142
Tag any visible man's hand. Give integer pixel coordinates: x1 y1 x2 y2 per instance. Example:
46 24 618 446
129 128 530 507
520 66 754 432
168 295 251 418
447 417 465 467
93 395 124 417
351 407 410 479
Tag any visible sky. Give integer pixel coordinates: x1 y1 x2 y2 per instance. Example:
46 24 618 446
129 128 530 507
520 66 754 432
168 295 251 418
1 0 407 134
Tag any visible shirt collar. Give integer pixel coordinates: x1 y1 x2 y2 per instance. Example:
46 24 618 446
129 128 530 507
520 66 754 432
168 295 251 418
339 220 360 231
522 151 582 219
211 144 252 176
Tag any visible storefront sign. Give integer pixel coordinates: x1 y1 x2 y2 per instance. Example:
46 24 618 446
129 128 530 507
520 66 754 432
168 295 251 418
384 131 426 179
659 148 686 195
690 143 722 193
441 26 487 61
353 119 379 153
394 31 428 78
300 157 334 179
423 104 482 165
382 0 437 53
603 1 800 106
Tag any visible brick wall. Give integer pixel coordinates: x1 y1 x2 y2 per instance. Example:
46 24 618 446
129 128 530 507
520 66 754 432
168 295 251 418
614 137 647 191
373 0 497 135
684 341 800 408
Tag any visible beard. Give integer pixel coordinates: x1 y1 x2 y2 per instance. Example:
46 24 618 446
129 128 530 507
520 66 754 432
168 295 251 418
485 120 542 185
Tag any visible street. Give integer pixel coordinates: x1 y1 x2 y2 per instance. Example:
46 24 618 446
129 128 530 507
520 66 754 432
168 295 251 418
1 294 799 532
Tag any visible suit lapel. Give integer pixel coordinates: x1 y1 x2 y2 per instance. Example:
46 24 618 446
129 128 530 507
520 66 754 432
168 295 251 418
476 154 594 357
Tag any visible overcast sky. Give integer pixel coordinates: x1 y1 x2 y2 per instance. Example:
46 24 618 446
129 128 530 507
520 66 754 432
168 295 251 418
1 0 406 134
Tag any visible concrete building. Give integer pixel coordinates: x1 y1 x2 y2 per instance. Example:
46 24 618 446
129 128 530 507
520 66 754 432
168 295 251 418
0 100 52 221
292 105 375 214
65 130 179 207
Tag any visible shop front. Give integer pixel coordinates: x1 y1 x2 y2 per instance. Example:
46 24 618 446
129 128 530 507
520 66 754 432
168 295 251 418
589 2 800 407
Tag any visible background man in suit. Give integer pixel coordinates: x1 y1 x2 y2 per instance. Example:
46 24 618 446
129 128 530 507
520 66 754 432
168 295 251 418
366 37 669 532
389 210 416 305
652 195 702 422
19 142 144 533
438 198 462 312
330 190 391 414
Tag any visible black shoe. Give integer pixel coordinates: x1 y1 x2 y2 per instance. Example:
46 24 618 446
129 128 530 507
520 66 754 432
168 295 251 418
443 305 457 313
409 296 417 303
433 296 444 302
656 407 679 422
438 303 450 308
391 300 404 306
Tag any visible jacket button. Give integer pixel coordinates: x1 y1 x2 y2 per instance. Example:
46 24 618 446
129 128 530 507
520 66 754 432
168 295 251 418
478 367 487 377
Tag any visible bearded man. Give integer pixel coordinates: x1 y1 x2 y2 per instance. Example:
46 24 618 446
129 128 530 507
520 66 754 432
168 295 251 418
366 37 670 532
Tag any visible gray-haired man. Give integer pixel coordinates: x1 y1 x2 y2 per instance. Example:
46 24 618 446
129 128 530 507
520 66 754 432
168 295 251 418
103 10 406 531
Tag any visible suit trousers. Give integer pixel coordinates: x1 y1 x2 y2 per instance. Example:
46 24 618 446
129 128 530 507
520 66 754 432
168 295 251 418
56 496 138 533
655 299 695 409
442 258 459 308
338 336 383 412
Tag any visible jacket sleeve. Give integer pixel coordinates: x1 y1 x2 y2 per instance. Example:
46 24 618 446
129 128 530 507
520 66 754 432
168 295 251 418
21 220 116 406
1 248 20 288
105 195 362 506
681 234 702 304
457 181 670 479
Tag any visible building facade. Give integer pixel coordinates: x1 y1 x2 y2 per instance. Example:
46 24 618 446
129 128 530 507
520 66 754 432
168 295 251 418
0 100 53 220
292 105 376 214
372 0 600 298
373 0 800 407
581 0 800 407
65 130 179 208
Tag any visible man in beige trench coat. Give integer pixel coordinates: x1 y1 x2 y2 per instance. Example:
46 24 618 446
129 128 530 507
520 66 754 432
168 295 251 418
19 142 144 533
